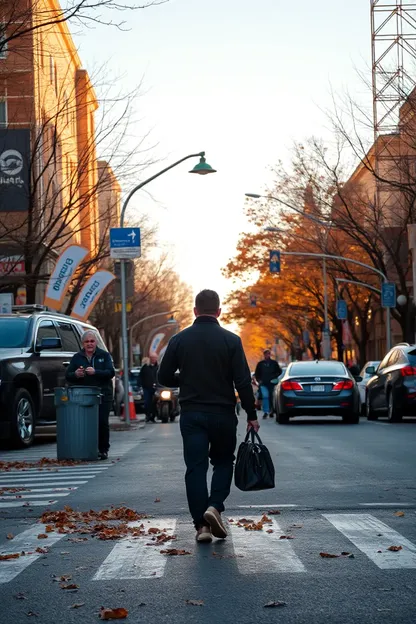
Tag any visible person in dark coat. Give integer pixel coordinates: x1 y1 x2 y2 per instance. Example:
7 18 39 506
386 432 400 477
254 349 282 418
139 354 158 422
65 330 115 460
158 289 258 544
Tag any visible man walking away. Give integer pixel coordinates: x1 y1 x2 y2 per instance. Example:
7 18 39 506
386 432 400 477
66 331 115 460
139 354 158 422
255 349 282 418
158 289 259 544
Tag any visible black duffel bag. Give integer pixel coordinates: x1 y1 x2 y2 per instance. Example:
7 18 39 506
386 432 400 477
234 428 275 491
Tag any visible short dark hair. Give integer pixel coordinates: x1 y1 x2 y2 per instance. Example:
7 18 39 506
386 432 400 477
195 289 220 315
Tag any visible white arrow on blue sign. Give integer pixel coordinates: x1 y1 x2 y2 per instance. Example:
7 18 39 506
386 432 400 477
381 282 396 308
110 228 141 259
336 299 348 320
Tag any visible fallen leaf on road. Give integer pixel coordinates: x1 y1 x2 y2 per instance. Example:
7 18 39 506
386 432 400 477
99 607 128 620
70 603 85 609
279 535 294 539
160 548 191 556
394 511 405 517
264 601 287 608
0 553 20 560
154 498 161 503
60 583 79 590
261 514 272 523
266 529 274 534
185 599 204 606
267 510 281 515
26 611 38 617
387 546 402 552
37 534 48 539
35 547 48 554
6 533 14 540
320 552 339 558
45 525 54 532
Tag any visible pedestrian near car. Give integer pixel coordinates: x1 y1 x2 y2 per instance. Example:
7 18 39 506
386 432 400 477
158 289 259 544
65 331 115 460
139 354 158 422
255 349 282 418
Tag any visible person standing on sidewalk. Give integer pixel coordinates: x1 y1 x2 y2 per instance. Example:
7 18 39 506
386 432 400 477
158 289 259 544
65 331 115 460
254 349 282 418
139 354 158 422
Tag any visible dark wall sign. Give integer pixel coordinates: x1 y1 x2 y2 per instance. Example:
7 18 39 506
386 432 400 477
0 129 30 212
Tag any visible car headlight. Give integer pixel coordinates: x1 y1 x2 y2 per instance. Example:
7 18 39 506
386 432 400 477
161 390 171 399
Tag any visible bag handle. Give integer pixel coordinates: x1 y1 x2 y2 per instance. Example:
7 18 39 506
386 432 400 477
245 427 264 445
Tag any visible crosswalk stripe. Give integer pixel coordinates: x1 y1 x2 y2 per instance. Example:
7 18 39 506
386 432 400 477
0 524 65 584
228 517 306 574
0 467 108 474
0 481 88 487
92 518 177 581
0 474 103 482
0 492 73 499
324 514 416 569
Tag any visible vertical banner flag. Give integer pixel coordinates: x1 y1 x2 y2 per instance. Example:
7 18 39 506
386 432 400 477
149 333 165 355
342 319 353 346
71 270 115 321
0 129 30 212
269 250 281 274
44 245 89 310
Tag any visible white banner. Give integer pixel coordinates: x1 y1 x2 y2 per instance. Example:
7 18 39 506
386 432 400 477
149 332 165 355
44 245 89 310
71 270 115 321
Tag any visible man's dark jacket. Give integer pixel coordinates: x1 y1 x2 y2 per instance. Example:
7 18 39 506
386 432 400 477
139 364 158 389
255 358 282 385
157 316 257 421
65 347 115 402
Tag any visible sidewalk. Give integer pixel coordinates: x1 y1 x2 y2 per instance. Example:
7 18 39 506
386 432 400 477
109 412 146 431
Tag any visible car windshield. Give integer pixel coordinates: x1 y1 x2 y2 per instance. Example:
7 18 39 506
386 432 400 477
289 362 346 376
0 317 31 348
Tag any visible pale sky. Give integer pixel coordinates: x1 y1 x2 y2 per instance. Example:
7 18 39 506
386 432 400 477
73 0 370 305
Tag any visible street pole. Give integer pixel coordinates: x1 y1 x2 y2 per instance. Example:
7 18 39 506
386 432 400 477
117 151 215 425
322 257 331 359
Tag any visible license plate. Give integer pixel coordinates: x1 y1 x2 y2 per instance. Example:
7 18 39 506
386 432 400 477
311 385 325 392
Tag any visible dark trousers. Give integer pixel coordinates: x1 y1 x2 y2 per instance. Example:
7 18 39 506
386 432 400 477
180 411 238 529
143 387 156 420
99 401 111 453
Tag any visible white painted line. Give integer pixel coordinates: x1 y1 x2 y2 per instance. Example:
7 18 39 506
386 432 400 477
0 487 76 493
93 518 177 580
0 466 108 473
324 513 416 570
236 504 298 509
0 474 101 481
0 500 57 508
360 503 413 507
0 481 88 487
229 517 306 574
1 492 70 500
0 523 65 583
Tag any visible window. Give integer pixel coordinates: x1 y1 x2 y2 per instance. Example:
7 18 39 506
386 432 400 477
0 24 7 59
57 322 81 352
290 362 346 376
0 318 30 348
36 320 60 348
0 101 6 127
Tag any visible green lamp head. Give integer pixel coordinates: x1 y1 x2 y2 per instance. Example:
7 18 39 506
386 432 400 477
189 154 217 175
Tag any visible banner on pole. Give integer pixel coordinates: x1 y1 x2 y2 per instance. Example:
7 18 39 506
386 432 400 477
70 270 115 321
149 332 165 355
44 245 89 310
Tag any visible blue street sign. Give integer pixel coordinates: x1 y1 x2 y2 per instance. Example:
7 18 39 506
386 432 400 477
336 299 348 320
381 282 396 308
110 228 141 259
269 250 280 274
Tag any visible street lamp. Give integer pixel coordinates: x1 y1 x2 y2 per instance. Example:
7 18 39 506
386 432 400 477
119 151 216 424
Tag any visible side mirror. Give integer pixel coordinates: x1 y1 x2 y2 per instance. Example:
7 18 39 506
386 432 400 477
365 366 376 375
354 376 363 383
38 337 62 351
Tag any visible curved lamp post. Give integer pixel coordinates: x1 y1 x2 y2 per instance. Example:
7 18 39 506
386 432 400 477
119 152 216 424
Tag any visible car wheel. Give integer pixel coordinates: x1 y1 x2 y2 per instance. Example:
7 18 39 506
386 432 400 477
387 391 402 423
342 412 360 424
277 412 289 425
11 388 36 448
366 393 378 421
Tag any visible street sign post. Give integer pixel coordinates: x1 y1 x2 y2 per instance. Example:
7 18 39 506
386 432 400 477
381 282 396 308
336 299 348 320
110 228 141 259
269 250 281 274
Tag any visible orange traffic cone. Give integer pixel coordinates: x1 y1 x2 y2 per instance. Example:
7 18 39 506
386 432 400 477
121 384 137 421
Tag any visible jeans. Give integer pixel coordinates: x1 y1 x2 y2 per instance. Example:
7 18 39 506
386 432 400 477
143 387 156 420
260 384 271 413
99 400 111 453
180 411 238 529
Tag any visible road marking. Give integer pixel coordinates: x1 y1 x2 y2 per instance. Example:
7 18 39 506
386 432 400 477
0 466 108 473
360 503 413 507
0 474 102 481
324 513 416 569
228 517 306 574
0 492 74 500
0 523 65 583
0 481 88 487
93 518 177 580
236 504 298 509
0 500 57 508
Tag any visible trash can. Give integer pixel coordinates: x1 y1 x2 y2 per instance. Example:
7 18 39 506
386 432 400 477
55 386 102 461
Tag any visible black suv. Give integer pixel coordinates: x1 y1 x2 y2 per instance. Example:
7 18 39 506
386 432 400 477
0 305 110 448
366 343 416 422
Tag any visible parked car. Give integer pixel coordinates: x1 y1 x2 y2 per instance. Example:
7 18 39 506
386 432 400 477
366 343 416 422
274 360 361 424
357 360 380 412
0 304 111 448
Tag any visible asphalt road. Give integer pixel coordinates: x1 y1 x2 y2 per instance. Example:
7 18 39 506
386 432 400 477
0 413 415 624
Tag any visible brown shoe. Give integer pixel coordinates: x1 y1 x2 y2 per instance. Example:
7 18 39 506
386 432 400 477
196 526 212 543
203 506 227 539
